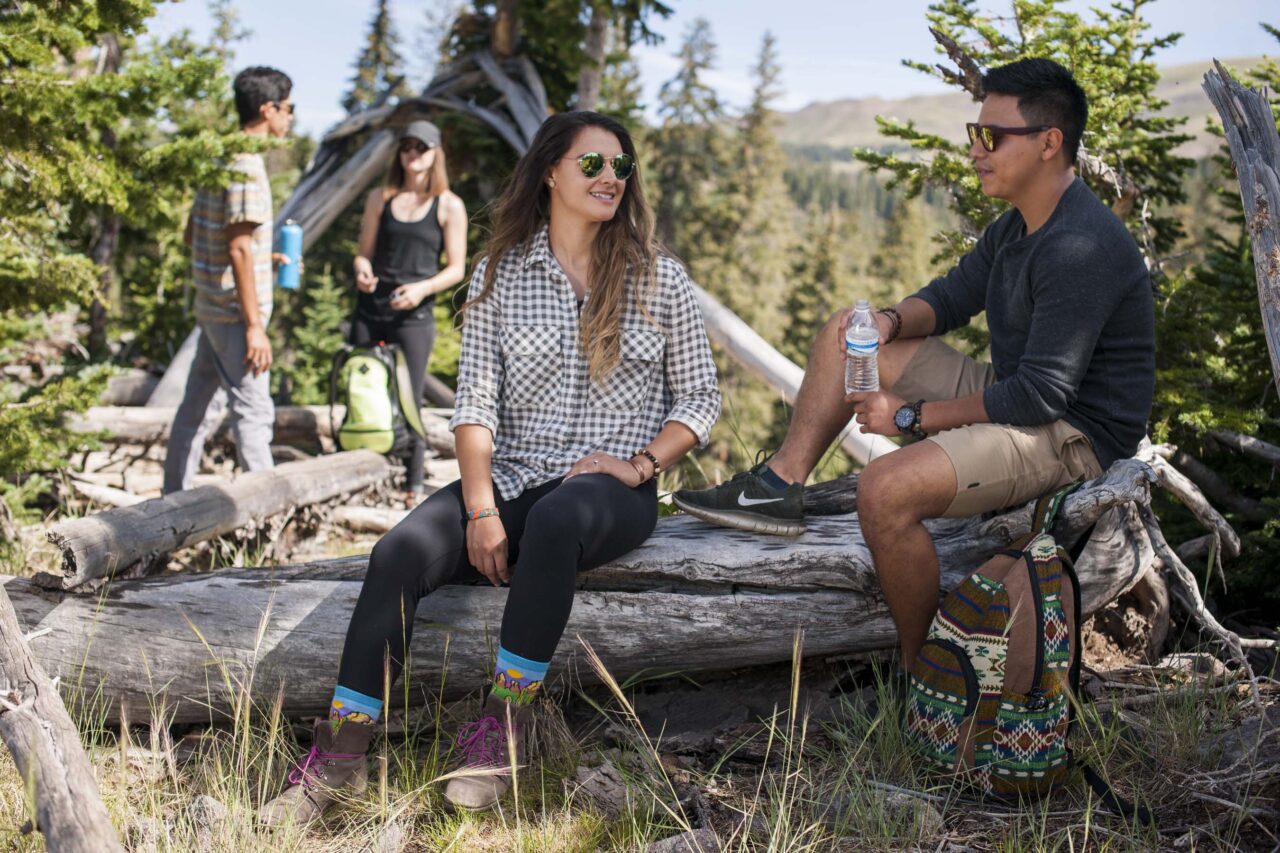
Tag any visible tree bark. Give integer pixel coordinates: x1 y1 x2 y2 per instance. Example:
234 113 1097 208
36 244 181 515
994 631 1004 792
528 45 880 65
7 460 1155 725
43 451 396 589
1202 62 1280 398
0 588 124 852
491 0 520 59
576 1 609 111
70 405 456 457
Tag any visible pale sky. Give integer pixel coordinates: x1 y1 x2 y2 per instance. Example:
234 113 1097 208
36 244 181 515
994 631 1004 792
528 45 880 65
146 0 1278 138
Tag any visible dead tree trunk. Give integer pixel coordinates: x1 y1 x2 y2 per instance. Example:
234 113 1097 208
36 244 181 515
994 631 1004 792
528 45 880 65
1203 61 1280 396
43 450 396 589
6 461 1155 725
575 1 609 111
0 589 124 852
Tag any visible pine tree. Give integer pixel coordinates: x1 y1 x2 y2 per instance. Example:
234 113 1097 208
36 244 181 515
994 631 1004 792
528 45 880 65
597 19 647 135
852 0 1192 263
0 1 246 522
277 266 355 405
649 19 735 276
711 32 795 339
781 208 845 366
343 0 411 114
866 193 934 305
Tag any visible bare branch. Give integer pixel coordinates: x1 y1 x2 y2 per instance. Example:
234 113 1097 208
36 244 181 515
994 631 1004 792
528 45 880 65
928 27 984 100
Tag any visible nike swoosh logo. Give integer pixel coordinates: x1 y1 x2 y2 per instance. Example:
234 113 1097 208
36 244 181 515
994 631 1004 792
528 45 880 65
737 494 785 507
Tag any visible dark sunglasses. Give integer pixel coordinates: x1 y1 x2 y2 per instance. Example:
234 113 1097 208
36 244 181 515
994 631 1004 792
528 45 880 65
966 122 1050 152
399 140 433 154
273 101 295 115
564 152 635 180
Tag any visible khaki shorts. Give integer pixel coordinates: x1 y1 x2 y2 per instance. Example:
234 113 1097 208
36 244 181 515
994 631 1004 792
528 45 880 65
892 337 1103 518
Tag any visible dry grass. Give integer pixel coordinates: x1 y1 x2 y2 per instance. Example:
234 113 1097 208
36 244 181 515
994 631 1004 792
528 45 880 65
2 632 1273 852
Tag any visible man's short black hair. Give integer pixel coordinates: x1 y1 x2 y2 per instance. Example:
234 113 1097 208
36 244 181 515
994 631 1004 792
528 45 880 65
983 58 1087 164
233 66 293 127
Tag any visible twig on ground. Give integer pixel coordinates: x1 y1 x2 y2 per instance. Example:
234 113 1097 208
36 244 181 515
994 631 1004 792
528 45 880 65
1138 503 1264 714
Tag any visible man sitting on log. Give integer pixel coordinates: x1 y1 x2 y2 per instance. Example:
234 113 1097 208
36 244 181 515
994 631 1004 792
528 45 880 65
162 66 295 493
674 58 1155 665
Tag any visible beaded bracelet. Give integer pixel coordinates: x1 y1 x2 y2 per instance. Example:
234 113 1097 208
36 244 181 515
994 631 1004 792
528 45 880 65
633 448 661 477
466 507 500 521
877 307 903 344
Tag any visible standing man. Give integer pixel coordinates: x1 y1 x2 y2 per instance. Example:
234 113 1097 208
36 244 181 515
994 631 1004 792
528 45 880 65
674 58 1155 666
163 66 295 494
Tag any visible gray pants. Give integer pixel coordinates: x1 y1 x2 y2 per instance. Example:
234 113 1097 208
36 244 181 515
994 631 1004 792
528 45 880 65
162 321 275 494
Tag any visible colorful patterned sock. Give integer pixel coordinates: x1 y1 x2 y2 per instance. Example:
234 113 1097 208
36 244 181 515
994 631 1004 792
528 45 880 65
490 646 550 706
329 685 382 730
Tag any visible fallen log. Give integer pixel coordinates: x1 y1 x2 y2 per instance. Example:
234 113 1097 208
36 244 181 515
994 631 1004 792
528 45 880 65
68 479 145 508
0 588 124 852
7 460 1155 725
71 404 456 458
44 450 396 589
331 505 411 534
100 368 159 406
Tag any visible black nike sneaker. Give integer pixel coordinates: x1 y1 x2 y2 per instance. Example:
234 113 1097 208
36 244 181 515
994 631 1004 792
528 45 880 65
672 459 806 536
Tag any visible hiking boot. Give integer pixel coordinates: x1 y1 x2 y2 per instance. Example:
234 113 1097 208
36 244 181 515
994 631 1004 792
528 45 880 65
672 458 806 535
258 718 372 828
443 691 535 811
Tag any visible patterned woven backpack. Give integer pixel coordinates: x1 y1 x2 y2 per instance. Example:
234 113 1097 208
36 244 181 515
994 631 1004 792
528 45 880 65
905 488 1081 799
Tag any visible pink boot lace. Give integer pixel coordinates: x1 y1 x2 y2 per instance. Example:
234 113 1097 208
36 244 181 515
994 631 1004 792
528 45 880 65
287 745 365 788
455 716 510 767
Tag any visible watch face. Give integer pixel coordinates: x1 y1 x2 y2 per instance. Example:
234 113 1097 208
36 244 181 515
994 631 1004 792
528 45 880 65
894 406 914 431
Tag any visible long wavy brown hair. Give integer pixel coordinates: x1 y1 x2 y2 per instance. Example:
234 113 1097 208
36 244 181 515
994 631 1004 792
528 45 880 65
465 111 658 380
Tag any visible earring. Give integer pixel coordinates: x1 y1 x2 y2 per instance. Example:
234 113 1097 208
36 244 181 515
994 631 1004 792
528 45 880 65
548 178 556 189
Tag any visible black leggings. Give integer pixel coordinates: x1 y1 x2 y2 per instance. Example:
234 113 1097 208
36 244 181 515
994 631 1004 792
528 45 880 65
349 312 435 490
336 473 658 698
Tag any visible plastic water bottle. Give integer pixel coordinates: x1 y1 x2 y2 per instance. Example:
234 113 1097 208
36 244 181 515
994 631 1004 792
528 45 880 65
844 298 879 394
277 220 303 290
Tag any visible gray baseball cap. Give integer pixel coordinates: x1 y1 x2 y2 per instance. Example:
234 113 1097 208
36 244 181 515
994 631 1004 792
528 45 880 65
398 119 441 148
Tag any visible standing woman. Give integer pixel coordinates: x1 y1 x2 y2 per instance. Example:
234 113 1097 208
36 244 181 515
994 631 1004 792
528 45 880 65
260 111 720 825
352 119 467 501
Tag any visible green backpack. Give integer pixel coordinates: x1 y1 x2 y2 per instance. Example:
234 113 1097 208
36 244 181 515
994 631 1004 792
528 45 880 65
329 343 426 456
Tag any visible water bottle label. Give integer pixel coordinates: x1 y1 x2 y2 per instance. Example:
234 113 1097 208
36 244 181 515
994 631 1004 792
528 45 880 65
846 339 878 357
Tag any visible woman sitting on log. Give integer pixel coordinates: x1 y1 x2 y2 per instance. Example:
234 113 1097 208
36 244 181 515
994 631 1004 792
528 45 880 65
261 110 721 824
351 119 468 503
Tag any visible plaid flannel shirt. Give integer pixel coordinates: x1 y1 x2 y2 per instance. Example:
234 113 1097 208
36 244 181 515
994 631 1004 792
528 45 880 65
449 227 721 500
191 152 274 324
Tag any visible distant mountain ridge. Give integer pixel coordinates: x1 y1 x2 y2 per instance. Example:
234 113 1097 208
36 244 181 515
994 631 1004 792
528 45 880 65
777 56 1266 159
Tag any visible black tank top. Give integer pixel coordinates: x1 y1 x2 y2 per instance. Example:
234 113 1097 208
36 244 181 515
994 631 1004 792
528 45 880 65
357 194 443 322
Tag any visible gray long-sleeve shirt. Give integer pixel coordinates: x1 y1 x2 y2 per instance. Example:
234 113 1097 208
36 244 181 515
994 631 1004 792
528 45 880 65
913 178 1154 469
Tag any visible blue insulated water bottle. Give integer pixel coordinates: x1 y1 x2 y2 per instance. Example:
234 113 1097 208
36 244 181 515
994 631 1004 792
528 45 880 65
277 220 303 290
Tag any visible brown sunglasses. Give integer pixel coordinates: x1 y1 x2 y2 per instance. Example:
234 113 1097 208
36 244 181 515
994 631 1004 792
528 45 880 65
966 122 1051 151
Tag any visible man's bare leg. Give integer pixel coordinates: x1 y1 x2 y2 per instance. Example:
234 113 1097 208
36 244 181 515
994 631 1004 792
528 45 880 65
856 439 957 664
769 311 924 484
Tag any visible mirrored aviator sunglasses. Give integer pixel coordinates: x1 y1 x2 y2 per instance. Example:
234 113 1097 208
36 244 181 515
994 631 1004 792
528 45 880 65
573 152 635 180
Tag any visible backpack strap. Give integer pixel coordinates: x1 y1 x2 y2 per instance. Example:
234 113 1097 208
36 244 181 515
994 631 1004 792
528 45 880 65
1079 762 1156 826
1032 482 1081 537
393 345 427 440
328 345 354 446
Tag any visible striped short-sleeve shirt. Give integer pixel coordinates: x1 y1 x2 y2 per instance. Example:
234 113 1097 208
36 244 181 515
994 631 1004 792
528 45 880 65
191 152 274 324
449 227 722 500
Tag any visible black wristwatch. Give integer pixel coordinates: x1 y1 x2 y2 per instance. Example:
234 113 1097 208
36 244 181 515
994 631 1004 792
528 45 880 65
894 399 926 438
